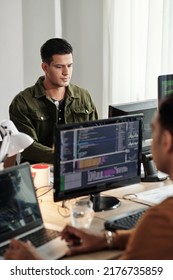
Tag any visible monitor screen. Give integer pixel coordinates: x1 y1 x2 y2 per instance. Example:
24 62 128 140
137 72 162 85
158 74 173 101
108 100 168 182
53 115 143 211
108 99 157 153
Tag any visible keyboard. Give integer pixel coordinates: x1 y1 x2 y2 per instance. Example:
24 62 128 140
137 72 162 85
0 227 60 256
104 209 146 231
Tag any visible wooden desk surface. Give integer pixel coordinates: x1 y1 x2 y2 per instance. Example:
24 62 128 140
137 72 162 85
37 177 172 259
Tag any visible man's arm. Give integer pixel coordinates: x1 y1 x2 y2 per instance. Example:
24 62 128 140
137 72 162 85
9 95 54 163
21 142 54 164
88 94 99 120
120 199 173 259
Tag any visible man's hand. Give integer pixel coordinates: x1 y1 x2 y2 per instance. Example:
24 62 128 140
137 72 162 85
4 239 43 260
61 225 107 255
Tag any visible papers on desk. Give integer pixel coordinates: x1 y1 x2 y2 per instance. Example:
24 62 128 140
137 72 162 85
136 184 173 205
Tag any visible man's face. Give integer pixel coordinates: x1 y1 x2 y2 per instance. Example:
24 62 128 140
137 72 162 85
42 53 73 88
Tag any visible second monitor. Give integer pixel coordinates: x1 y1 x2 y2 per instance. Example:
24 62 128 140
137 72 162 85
108 99 167 182
109 99 157 151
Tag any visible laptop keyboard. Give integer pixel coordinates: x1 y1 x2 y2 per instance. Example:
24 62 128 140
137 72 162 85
0 227 60 256
104 209 146 231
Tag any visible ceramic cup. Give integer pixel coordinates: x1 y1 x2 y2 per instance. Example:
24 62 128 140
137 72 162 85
31 163 50 188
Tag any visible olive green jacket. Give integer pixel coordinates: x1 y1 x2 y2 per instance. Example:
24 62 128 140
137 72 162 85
9 76 98 164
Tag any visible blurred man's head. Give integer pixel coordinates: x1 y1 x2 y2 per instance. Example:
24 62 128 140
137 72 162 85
151 93 173 177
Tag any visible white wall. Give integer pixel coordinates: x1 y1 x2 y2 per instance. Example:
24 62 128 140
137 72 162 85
61 0 103 117
0 0 23 120
22 0 57 87
0 0 104 121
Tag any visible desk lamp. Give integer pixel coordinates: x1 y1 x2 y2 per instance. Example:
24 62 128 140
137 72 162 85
0 120 33 170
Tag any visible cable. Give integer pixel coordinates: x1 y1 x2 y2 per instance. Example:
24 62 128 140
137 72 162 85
57 200 70 217
122 193 153 207
37 186 53 198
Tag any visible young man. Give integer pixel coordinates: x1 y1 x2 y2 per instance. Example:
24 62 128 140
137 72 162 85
4 93 173 260
9 38 98 164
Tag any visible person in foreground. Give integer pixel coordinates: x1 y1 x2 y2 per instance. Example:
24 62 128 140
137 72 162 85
9 38 98 164
4 93 173 259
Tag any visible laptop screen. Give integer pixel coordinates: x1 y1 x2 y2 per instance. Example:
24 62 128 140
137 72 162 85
0 162 42 243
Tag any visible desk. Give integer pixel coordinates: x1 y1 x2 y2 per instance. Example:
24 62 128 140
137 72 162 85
37 177 173 260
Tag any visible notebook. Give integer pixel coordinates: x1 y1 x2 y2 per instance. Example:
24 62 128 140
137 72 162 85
0 162 68 260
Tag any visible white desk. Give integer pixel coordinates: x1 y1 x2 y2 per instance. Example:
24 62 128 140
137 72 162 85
37 177 173 259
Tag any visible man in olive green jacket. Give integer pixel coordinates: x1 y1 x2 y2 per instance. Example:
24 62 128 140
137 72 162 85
9 38 98 164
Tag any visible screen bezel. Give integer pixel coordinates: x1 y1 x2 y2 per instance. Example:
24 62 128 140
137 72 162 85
53 115 143 203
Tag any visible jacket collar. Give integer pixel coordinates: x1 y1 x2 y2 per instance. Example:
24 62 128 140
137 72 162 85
34 76 47 98
34 76 80 100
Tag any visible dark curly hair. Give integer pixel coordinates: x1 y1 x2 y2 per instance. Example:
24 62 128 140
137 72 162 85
40 38 73 64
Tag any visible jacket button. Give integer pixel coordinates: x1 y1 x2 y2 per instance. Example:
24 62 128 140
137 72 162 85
41 116 44 120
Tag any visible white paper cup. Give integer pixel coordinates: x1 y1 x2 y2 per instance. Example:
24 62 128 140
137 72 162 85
31 163 50 188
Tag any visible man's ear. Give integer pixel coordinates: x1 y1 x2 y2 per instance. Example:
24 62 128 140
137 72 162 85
162 130 173 153
41 62 48 73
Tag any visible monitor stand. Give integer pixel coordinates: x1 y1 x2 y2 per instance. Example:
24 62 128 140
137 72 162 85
141 153 168 182
90 193 121 212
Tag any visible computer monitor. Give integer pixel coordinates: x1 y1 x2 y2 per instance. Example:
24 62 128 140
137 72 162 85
53 115 143 212
108 99 157 152
108 99 168 182
158 74 173 101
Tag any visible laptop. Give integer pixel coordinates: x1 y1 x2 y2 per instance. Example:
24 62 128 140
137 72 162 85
0 162 68 260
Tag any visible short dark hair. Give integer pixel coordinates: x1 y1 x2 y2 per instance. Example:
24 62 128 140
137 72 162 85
158 93 173 134
40 38 73 64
